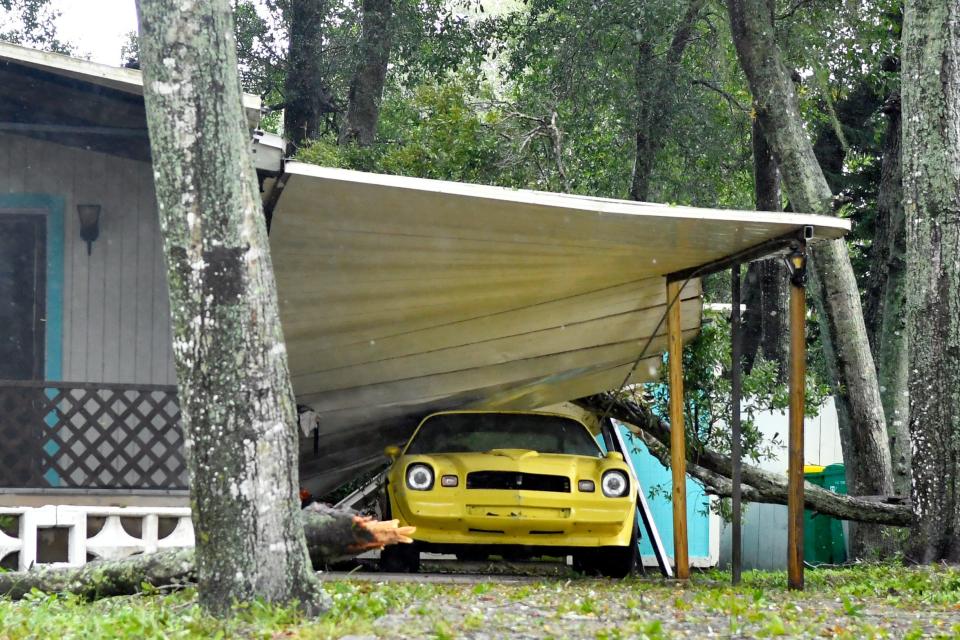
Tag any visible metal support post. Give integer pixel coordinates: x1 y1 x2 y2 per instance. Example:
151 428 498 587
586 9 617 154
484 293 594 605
731 264 743 585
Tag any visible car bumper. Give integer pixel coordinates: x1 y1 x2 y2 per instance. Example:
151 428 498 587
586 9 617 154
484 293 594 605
391 488 636 547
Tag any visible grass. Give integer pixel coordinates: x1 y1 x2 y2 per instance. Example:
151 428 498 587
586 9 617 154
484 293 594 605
1 563 959 638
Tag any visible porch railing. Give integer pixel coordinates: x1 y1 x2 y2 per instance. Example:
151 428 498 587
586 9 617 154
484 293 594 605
0 380 186 491
0 505 194 571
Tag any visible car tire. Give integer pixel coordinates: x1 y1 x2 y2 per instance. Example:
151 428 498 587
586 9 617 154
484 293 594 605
380 541 421 573
377 490 420 573
574 523 638 579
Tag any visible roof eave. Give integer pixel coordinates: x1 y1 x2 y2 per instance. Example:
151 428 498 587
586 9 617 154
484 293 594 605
0 40 262 127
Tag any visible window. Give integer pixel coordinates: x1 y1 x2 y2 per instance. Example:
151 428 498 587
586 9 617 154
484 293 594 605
0 213 46 380
406 413 602 457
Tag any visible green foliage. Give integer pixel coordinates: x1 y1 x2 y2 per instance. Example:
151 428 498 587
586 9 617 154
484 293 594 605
321 580 442 620
0 514 17 535
0 581 445 639
0 0 72 53
633 309 830 521
232 0 288 99
119 31 139 66
280 0 759 208
295 79 510 185
645 311 829 463
230 0 473 106
772 0 902 299
2 564 958 638
488 0 757 205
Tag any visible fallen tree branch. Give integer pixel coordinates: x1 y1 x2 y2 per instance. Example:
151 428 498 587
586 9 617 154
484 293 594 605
0 507 413 600
631 425 764 502
577 393 913 526
0 548 196 601
302 503 414 566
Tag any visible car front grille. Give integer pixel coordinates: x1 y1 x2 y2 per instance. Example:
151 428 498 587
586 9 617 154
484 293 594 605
466 471 570 493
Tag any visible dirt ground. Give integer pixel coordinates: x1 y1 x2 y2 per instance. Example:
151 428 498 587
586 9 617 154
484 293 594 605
3 560 959 638
321 561 960 639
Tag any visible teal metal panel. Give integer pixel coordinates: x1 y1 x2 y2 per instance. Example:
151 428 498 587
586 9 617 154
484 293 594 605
622 428 712 559
599 421 713 561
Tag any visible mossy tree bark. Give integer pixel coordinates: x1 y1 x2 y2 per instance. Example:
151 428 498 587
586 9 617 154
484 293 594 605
339 0 393 146
284 0 338 150
727 0 896 558
864 92 911 498
136 0 324 615
743 118 790 379
902 0 960 562
629 0 705 202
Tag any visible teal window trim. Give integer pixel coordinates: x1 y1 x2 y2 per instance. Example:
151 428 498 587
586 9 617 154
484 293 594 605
0 193 64 381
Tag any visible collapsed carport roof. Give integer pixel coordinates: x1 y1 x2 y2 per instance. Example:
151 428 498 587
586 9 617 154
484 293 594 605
268 163 849 493
0 41 852 499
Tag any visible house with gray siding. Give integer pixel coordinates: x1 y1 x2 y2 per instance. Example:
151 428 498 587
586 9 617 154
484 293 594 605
0 42 275 505
0 42 288 569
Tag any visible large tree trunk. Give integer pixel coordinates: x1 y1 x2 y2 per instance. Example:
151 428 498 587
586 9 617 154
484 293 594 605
576 395 912 526
629 40 656 202
902 0 960 563
864 92 911 498
339 0 393 146
0 509 414 601
284 0 337 150
742 118 790 377
628 0 705 201
136 0 323 615
727 0 895 559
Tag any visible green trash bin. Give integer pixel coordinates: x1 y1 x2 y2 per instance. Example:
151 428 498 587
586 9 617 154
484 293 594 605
803 464 848 565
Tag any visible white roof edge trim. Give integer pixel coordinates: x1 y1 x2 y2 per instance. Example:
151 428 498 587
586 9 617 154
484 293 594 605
283 162 851 237
0 41 262 115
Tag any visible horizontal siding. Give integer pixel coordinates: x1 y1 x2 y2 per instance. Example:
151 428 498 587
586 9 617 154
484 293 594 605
719 398 844 570
0 133 175 385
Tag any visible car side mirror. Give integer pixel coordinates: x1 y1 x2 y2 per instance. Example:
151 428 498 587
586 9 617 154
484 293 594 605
385 445 401 460
605 451 624 462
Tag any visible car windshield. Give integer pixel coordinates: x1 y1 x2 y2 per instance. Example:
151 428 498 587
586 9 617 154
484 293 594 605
405 413 602 457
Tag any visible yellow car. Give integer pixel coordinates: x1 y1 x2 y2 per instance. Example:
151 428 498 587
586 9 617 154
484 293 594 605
379 410 639 577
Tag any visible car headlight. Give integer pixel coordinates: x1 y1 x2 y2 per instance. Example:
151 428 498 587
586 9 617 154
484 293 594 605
406 463 434 490
601 470 629 497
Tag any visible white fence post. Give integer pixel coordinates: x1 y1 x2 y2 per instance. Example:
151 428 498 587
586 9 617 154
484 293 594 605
0 505 194 571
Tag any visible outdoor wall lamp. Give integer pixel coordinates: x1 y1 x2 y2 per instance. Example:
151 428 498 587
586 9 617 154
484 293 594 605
786 246 808 287
77 204 101 256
